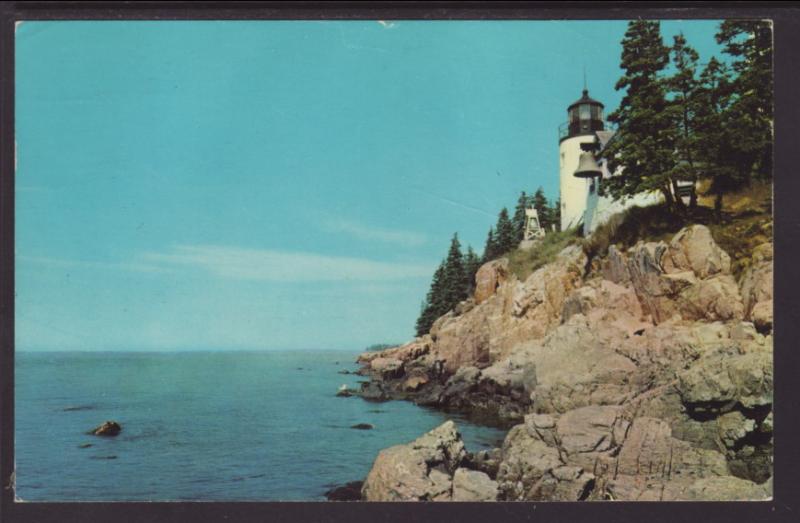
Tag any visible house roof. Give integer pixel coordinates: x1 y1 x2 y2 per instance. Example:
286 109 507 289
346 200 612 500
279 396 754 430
596 130 616 149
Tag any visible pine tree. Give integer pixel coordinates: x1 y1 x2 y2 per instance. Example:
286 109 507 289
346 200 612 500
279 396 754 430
715 20 773 184
483 227 498 262
692 56 738 218
494 208 517 254
463 245 482 296
531 187 550 231
415 260 447 336
602 20 678 207
512 191 528 242
441 233 467 309
665 32 702 209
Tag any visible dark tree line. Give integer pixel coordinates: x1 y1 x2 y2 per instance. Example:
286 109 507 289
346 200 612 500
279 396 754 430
601 20 773 217
415 187 558 336
415 233 480 336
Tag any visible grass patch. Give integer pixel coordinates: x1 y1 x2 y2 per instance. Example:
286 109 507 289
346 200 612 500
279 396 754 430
506 228 582 281
582 180 773 279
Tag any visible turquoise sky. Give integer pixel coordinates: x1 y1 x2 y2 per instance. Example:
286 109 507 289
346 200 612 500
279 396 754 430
15 20 725 351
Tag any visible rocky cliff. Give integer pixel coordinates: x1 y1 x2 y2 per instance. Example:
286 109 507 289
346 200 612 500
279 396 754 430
355 224 773 501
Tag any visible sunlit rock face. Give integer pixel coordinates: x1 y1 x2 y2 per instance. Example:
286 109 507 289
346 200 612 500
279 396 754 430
358 224 773 501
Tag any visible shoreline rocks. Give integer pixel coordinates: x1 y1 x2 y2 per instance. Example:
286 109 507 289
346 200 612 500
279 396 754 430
355 224 773 502
325 481 363 501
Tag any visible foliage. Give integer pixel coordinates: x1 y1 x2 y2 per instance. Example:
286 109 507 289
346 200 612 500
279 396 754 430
415 234 478 336
664 32 702 209
602 20 677 206
463 246 482 295
483 227 500 263
708 20 774 213
531 187 553 232
416 187 559 335
415 260 447 336
506 228 581 281
583 180 772 278
494 208 517 255
602 19 773 218
364 343 398 352
512 191 528 242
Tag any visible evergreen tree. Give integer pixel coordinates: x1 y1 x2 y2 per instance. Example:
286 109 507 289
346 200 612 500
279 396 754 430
602 20 678 207
665 32 702 209
414 234 475 336
441 233 467 309
483 227 498 262
531 187 550 231
692 56 738 217
463 245 482 295
494 208 517 254
512 191 528 242
715 20 773 184
415 260 447 336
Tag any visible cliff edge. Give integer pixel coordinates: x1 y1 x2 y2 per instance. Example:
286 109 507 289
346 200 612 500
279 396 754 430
356 223 773 501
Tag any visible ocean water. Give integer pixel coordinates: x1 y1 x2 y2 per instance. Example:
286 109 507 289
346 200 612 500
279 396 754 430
15 350 506 501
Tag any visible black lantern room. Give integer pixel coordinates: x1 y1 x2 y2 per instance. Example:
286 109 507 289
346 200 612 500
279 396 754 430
566 89 604 139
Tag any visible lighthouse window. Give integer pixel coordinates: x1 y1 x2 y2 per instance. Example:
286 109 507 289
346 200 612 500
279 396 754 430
569 107 579 123
579 104 591 119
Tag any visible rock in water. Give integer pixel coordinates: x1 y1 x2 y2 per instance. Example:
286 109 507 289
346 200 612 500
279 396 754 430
89 421 122 437
325 481 363 501
336 384 353 397
351 423 374 430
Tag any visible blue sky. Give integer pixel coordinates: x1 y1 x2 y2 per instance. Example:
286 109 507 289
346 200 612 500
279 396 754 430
15 20 725 351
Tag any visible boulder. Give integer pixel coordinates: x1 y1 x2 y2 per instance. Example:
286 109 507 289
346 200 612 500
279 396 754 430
89 421 121 437
463 448 502 479
717 411 756 449
324 481 363 501
739 242 773 326
679 275 745 322
526 466 596 501
663 225 731 278
751 300 773 333
676 348 773 409
451 468 499 501
359 381 389 402
361 421 466 501
496 424 563 500
524 413 558 447
600 245 631 285
627 227 745 324
369 357 405 380
474 258 509 305
556 406 621 454
351 423 374 430
402 375 429 392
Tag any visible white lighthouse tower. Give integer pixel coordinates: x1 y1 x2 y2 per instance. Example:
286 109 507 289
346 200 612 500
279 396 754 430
558 88 606 231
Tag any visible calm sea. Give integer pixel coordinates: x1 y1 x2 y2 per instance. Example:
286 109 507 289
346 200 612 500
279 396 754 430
15 350 505 501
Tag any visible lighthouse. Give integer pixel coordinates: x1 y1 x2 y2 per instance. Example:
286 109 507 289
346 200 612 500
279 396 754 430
557 88 662 234
558 88 606 231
